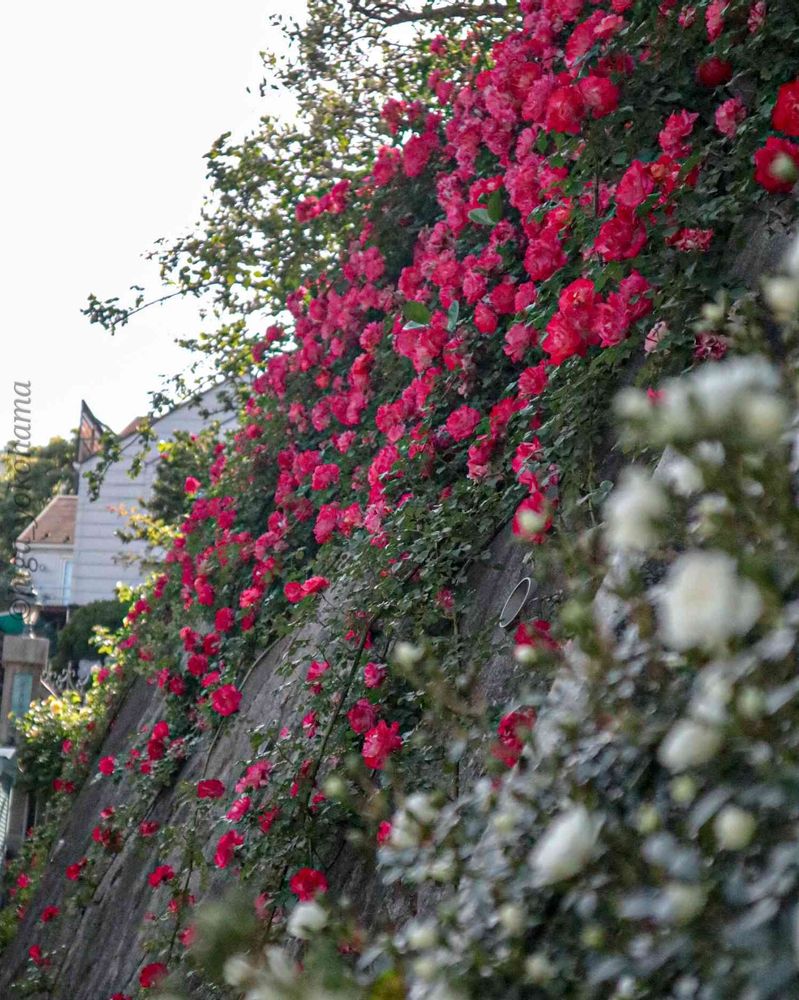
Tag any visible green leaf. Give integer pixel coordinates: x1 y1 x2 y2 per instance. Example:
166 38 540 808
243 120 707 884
468 208 495 226
487 188 503 223
402 301 431 324
447 300 460 332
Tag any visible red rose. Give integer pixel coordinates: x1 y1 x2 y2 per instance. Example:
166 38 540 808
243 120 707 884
65 859 86 881
306 659 330 689
184 476 201 494
302 575 330 596
347 698 379 734
289 867 329 901
524 232 567 282
402 131 438 177
473 302 498 335
226 796 251 822
715 97 746 139
29 945 48 967
214 607 234 633
518 364 548 399
98 756 116 776
40 906 60 923
197 779 226 799
492 708 538 767
362 721 403 770
446 405 481 442
214 830 244 868
578 74 619 119
364 662 387 688
658 110 699 158
545 85 585 134
754 137 799 192
187 653 208 677
211 684 242 717
593 211 647 262
147 865 175 888
773 79 799 136
697 57 732 87
615 160 655 211
139 962 167 989
503 323 537 363
258 807 280 834
284 581 305 603
311 463 340 490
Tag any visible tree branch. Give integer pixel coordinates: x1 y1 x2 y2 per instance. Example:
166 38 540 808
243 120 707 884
350 0 508 28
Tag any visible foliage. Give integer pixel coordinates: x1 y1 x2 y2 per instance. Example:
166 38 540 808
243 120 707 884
14 679 111 792
0 438 77 560
163 265 799 999
0 437 77 607
81 3 509 411
0 661 129 954
53 600 127 671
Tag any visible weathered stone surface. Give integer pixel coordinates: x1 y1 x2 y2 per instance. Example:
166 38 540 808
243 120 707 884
0 522 540 999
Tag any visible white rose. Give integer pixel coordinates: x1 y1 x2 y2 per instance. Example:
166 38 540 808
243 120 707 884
497 903 525 934
404 793 438 824
530 805 599 885
658 452 703 497
614 388 651 422
741 394 787 443
763 275 799 320
656 381 696 443
690 356 779 431
656 550 762 651
714 805 756 850
224 954 255 987
287 900 328 938
412 956 439 981
605 468 668 551
658 719 722 773
406 919 438 950
525 953 555 984
658 882 706 924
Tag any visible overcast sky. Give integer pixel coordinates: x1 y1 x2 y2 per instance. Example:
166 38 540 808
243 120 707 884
1 1 299 448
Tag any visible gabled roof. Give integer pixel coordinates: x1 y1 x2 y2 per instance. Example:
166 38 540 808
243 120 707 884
118 416 145 439
17 494 77 546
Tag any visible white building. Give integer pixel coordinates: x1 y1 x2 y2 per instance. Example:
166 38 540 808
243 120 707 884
16 494 77 611
70 384 236 606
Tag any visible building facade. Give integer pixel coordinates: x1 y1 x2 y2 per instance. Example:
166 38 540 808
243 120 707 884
70 384 235 606
15 494 77 614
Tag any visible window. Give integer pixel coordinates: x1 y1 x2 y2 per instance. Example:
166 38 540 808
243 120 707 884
62 560 73 604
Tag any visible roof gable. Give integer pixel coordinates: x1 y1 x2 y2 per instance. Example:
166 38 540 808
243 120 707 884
17 494 77 545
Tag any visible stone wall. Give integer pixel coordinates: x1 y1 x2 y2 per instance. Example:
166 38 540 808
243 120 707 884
0 522 535 998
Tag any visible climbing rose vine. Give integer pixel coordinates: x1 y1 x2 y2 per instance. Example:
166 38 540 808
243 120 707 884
4 2 799 997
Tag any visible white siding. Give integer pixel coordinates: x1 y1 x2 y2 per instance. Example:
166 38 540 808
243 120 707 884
17 543 73 607
71 385 236 606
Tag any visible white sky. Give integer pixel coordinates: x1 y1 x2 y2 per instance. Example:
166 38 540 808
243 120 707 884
0 0 300 448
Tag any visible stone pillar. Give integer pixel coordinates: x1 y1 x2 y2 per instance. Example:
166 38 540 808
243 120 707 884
0 635 50 859
0 635 50 745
